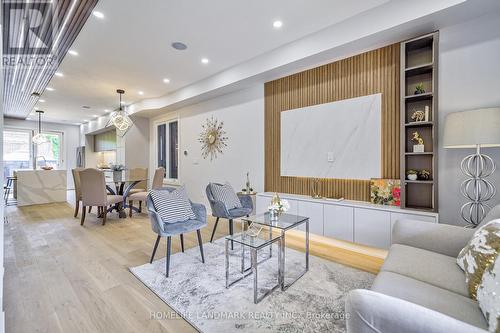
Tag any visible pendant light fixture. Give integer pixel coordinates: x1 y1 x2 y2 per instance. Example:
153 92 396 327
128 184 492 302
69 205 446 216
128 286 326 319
32 110 48 144
107 89 133 137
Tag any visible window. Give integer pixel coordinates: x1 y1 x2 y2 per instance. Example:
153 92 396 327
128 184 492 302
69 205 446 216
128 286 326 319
156 120 179 180
3 129 32 179
35 132 63 168
2 128 63 180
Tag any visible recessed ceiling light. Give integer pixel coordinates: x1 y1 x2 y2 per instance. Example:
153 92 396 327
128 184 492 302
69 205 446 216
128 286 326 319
93 115 99 118
138 91 144 95
92 11 104 19
201 58 209 64
68 50 78 56
163 78 170 84
46 87 55 91
273 20 283 28
39 99 46 103
104 109 110 113
83 119 89 122
171 42 187 50
55 72 63 77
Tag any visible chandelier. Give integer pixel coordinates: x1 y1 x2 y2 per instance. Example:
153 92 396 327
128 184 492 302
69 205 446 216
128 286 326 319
32 110 48 144
107 89 133 137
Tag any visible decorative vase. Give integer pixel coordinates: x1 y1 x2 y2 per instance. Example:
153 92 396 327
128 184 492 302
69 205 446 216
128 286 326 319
269 209 280 221
113 170 122 182
407 174 418 181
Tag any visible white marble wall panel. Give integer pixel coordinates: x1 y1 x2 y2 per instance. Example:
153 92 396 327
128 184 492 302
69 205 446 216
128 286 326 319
281 94 382 179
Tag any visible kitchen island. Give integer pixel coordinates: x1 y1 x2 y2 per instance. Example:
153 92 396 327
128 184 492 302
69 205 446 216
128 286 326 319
15 169 67 206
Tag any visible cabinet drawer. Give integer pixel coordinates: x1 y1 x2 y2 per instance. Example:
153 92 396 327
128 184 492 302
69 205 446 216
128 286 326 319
324 205 354 242
297 201 323 234
354 208 391 249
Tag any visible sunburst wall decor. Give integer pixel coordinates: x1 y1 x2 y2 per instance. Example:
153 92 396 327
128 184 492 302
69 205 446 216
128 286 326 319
198 116 228 161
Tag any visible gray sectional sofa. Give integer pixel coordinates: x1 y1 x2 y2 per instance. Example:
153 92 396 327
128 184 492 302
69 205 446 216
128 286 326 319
345 206 500 333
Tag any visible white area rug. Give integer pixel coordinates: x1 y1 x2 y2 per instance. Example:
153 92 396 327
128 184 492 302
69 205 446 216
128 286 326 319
130 238 374 333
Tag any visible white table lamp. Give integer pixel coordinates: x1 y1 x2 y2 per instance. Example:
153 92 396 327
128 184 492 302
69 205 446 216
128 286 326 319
443 107 500 227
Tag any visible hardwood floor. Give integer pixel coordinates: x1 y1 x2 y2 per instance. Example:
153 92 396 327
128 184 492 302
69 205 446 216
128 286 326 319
4 194 385 333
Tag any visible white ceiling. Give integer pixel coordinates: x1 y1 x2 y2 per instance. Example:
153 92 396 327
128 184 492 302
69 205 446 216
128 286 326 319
32 0 390 123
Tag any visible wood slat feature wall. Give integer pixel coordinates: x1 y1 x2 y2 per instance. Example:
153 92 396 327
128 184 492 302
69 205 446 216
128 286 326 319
265 44 400 201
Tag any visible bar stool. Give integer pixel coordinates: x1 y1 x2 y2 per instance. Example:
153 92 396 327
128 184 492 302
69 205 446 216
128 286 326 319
4 176 17 206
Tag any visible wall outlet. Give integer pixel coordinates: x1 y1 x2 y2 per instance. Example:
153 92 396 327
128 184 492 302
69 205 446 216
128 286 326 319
327 152 334 162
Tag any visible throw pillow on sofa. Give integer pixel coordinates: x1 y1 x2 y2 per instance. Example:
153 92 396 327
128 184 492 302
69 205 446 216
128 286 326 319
210 182 242 209
457 219 500 299
477 253 500 333
149 187 196 224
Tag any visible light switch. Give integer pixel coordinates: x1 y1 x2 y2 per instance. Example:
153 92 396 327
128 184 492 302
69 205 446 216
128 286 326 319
327 152 334 162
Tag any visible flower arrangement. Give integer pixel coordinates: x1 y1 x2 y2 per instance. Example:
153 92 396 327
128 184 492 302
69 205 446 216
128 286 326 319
110 164 125 171
268 193 290 213
370 179 401 206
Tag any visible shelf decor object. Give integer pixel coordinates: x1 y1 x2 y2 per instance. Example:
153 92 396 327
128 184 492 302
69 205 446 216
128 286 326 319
107 89 133 137
400 32 439 212
32 110 48 145
443 107 500 227
198 116 228 161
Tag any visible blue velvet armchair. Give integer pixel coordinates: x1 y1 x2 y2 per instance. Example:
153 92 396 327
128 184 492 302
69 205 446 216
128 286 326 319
146 187 207 277
205 183 253 249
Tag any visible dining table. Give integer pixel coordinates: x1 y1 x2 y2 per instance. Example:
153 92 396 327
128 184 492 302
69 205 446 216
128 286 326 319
103 170 148 218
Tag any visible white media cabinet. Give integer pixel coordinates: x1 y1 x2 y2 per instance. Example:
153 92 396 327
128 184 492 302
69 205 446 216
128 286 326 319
256 192 438 250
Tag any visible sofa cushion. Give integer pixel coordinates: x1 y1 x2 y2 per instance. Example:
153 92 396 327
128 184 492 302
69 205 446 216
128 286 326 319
477 254 500 333
381 244 468 297
149 187 196 224
457 219 500 299
210 182 242 209
372 271 488 330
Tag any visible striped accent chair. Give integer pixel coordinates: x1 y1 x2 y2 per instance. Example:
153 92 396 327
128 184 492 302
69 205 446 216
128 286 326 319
146 187 206 277
206 182 253 249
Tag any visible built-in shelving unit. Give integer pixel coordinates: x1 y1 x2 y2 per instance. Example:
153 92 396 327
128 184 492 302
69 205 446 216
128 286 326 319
400 32 439 212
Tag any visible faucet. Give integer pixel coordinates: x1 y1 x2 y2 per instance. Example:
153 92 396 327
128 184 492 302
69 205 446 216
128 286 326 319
35 156 47 169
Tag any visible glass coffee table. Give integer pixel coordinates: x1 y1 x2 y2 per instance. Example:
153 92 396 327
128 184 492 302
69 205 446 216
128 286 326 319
242 213 309 290
225 232 282 304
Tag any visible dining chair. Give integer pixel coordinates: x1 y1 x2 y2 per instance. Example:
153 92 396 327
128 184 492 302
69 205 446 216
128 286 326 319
146 187 206 277
71 168 84 218
128 167 165 217
205 183 253 249
128 168 148 195
79 168 124 226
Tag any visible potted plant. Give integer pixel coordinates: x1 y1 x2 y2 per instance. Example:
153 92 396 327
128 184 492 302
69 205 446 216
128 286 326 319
110 164 125 182
406 169 418 181
414 82 425 95
418 169 431 180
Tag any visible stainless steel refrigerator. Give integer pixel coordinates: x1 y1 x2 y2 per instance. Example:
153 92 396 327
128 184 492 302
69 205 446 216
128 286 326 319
76 146 85 167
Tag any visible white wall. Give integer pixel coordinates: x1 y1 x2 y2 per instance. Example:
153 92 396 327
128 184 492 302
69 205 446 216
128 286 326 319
3 118 81 190
149 86 264 208
438 11 500 225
